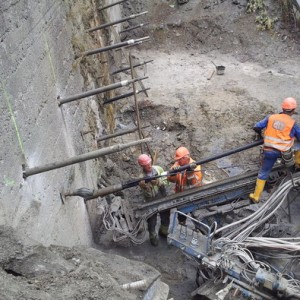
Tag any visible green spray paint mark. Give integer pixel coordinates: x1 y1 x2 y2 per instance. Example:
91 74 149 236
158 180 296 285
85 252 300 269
43 33 56 82
3 175 15 187
1 82 25 154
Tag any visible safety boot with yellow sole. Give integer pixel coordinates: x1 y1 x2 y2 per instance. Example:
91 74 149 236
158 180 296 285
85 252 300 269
249 179 266 203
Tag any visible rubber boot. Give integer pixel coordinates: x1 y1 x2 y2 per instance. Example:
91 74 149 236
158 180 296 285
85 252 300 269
295 150 300 171
149 232 158 246
249 179 266 203
158 225 169 238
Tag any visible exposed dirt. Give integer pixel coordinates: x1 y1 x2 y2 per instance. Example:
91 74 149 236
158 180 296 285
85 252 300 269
0 226 163 300
1 0 300 300
98 0 300 299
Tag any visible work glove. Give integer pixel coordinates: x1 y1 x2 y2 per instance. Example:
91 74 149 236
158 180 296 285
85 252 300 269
139 180 151 191
139 180 146 188
169 166 181 175
189 162 197 170
254 133 263 141
253 128 263 140
150 179 159 186
172 166 181 171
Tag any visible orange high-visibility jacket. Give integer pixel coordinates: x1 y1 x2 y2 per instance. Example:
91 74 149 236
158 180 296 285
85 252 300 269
168 158 202 193
264 114 295 152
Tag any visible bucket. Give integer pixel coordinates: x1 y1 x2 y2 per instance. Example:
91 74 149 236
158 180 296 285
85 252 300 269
216 65 225 75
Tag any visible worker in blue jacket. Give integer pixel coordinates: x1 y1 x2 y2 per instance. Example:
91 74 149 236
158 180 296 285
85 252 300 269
250 97 300 203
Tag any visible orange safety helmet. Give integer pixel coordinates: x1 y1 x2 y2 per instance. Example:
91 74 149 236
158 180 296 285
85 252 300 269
281 97 297 111
174 146 190 161
137 154 152 166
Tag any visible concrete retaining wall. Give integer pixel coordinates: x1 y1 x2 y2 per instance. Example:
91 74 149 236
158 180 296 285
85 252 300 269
0 0 119 247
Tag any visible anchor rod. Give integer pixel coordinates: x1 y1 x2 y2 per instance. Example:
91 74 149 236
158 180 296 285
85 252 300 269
97 127 139 142
114 40 149 51
77 37 150 58
58 76 148 105
23 138 151 178
103 88 150 105
119 23 149 34
98 0 129 11
88 11 148 33
111 60 153 75
96 125 150 142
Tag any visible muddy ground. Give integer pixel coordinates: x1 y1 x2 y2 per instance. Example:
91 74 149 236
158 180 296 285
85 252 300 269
97 0 300 299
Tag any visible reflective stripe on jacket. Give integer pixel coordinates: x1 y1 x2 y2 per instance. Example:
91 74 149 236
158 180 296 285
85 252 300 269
168 158 202 193
264 114 295 152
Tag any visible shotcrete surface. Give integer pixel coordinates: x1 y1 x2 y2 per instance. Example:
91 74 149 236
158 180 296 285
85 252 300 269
1 0 300 299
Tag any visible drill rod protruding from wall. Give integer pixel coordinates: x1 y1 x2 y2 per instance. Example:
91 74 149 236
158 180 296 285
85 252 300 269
96 125 150 142
119 23 149 34
103 88 150 105
88 11 148 33
77 37 150 58
97 127 138 142
98 0 129 11
111 60 153 75
23 138 152 178
58 76 148 105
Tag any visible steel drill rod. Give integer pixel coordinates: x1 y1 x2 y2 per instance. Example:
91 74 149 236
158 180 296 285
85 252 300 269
119 23 149 34
97 127 139 142
68 140 264 200
169 139 264 174
130 54 143 152
88 11 148 32
103 88 150 104
78 37 150 57
97 125 150 142
58 77 148 105
111 60 153 75
98 0 128 11
23 138 152 178
85 184 123 200
63 184 123 201
115 40 147 51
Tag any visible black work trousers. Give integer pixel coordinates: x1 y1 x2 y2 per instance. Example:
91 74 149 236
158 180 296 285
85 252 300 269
147 209 170 234
145 186 170 234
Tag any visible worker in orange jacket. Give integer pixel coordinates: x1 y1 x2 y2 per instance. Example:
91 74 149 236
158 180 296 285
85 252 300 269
250 97 300 203
168 146 202 224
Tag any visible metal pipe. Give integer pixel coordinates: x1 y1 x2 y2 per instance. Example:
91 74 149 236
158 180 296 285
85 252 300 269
23 138 152 178
58 77 148 105
169 140 264 174
85 184 123 201
111 60 153 75
114 40 148 51
119 23 149 34
140 129 153 162
130 54 143 152
98 0 128 11
88 11 148 33
103 88 150 105
97 125 150 142
77 37 150 58
197 140 264 164
97 127 139 142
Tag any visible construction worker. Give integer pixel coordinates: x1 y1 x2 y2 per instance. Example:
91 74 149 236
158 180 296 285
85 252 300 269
250 97 300 203
137 154 170 246
168 147 202 224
